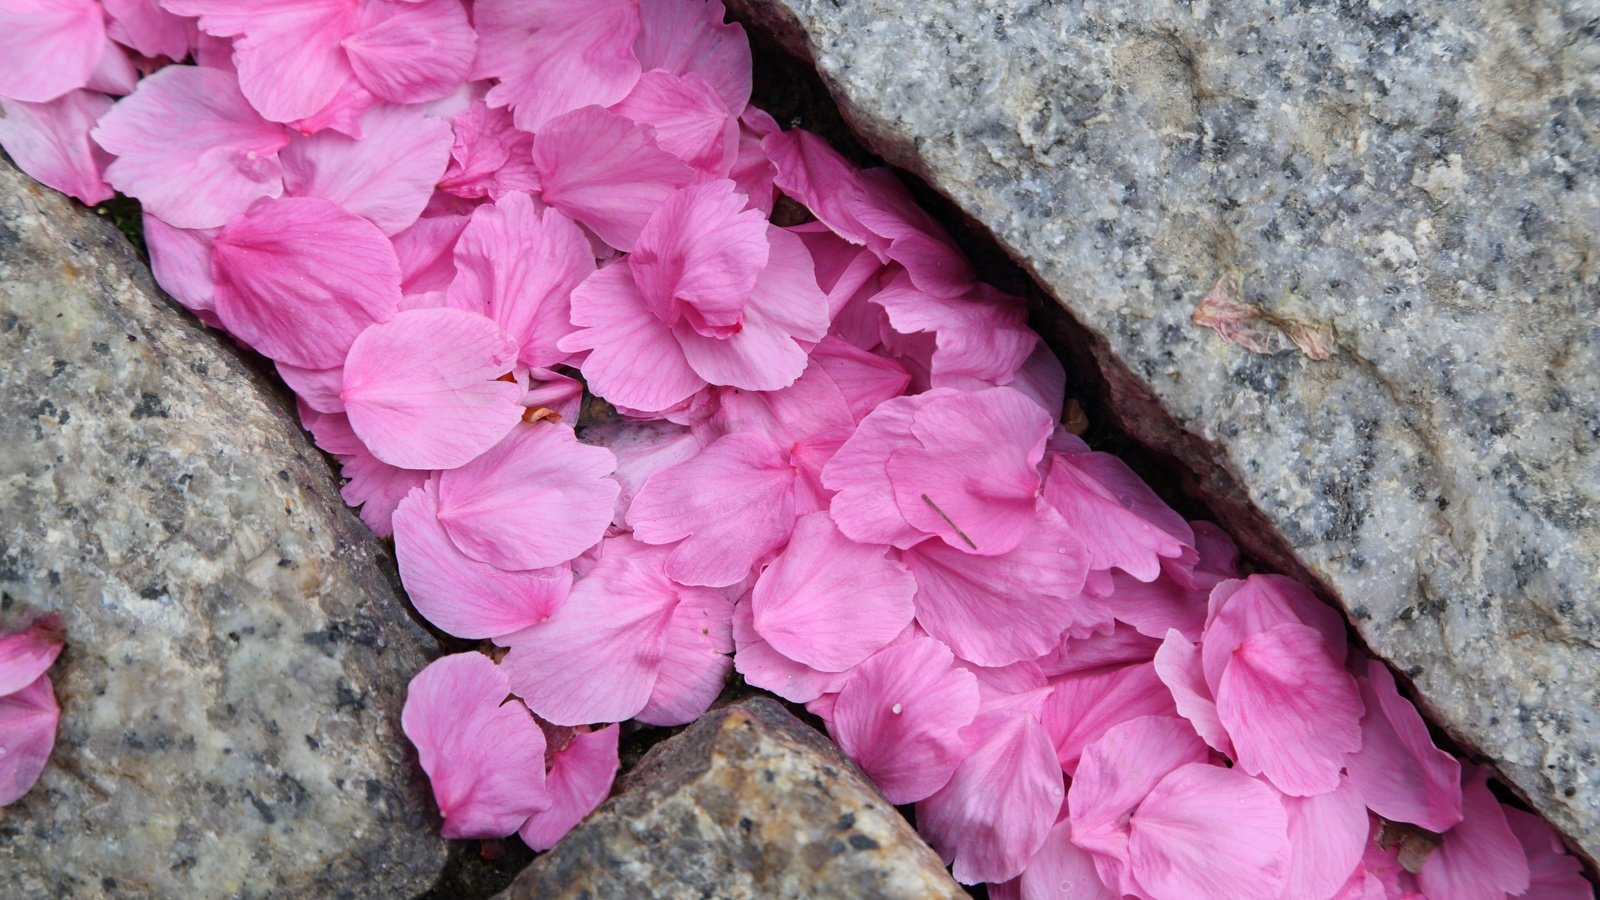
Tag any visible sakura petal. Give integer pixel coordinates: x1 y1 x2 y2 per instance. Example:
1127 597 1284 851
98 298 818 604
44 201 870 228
751 513 915 672
392 212 469 295
1043 449 1194 582
143 215 217 314
0 614 64 697
580 420 703 527
1127 764 1290 900
873 274 1034 387
280 103 452 235
1283 778 1369 900
1100 565 1208 642
401 653 549 839
533 106 695 251
764 129 873 246
634 586 734 726
1042 662 1176 774
729 106 778 214
634 0 751 113
1018 820 1118 900
393 486 571 641
1216 622 1364 797
628 431 796 588
611 70 734 173
810 336 912 422
847 166 975 296
342 0 474 104
475 0 641 133
275 361 344 414
1503 807 1592 899
0 90 114 206
823 390 947 548
1151 630 1233 756
829 635 979 805
1418 769 1530 900
435 423 618 571
518 725 620 852
1201 574 1348 698
732 599 851 704
632 179 768 337
104 0 193 60
0 0 104 103
337 445 425 538
1344 655 1463 832
212 197 400 368
560 262 705 412
0 674 59 806
93 65 288 229
701 361 854 448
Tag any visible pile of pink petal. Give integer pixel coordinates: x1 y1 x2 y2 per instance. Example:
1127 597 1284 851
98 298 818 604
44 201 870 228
0 1 1591 897
0 613 64 806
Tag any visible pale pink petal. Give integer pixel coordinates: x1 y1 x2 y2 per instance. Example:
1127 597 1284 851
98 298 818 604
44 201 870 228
917 711 1064 884
0 674 59 806
1503 807 1592 899
764 129 874 245
1042 662 1176 774
1038 623 1162 677
580 420 703 527
632 179 768 337
790 426 852 515
393 485 571 640
518 725 620 851
1151 630 1233 756
533 105 694 251
439 99 540 200
560 261 706 412
280 103 452 235
475 0 641 133
822 390 947 548
400 652 549 839
634 585 734 726
810 336 911 421
1201 574 1348 697
286 73 376 138
0 0 105 103
342 0 474 104
1010 341 1068 416
0 90 113 205
337 444 426 537
275 361 344 413
1283 778 1369 900
1418 769 1530 900
432 423 617 570
1127 764 1290 900
1344 655 1463 833
751 512 915 672
104 0 194 60
1018 819 1118 900
212 196 401 368
392 212 469 295
93 65 289 229
634 0 751 113
143 215 217 314
627 432 795 587
729 106 778 214
0 614 64 697
829 635 979 805
1099 565 1209 642
700 361 854 448
848 168 975 297
611 69 734 174
83 35 137 97
502 550 706 725
165 0 357 123
732 599 852 704
1216 622 1364 796
1043 449 1194 582
888 387 1053 555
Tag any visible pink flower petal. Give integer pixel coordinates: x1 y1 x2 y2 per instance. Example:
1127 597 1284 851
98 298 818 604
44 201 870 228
1503 807 1592 899
280 103 452 235
634 0 751 113
1151 630 1234 756
632 179 768 337
822 390 947 548
729 106 778 214
699 360 854 448
338 444 426 538
901 507 1088 666
393 485 571 641
731 599 852 704
1216 622 1364 796
580 420 703 527
611 69 735 173
873 274 1035 389
1127 763 1290 900
93 65 289 228
0 0 105 103
276 361 344 414
0 614 64 698
829 635 979 805
1344 655 1463 833
286 73 376 138
535 105 696 252
751 512 915 672
634 583 734 726
764 128 875 246
446 195 593 369
0 674 59 806
104 0 194 60
1038 623 1162 677
1018 819 1118 900
1418 768 1531 900
434 423 618 570
212 196 401 368
0 89 113 206
439 99 540 201
849 168 976 297
1283 778 1370 900
475 0 641 133
1043 449 1194 582
143 215 217 314
560 261 706 412
810 336 912 422
342 0 474 104
401 652 549 839
917 710 1064 884
1042 661 1176 775
1201 574 1348 699
519 725 620 852
392 212 469 295
628 431 797 588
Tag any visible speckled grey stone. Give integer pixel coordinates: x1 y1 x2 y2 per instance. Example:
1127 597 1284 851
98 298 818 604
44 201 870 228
0 161 447 897
500 698 966 900
729 0 1600 857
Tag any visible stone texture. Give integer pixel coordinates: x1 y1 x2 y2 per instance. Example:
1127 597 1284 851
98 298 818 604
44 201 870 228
729 0 1600 856
0 161 447 897
500 698 966 900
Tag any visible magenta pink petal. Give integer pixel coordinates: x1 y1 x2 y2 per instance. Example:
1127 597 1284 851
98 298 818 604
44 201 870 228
1099 566 1209 642
810 336 912 422
0 90 113 206
631 179 768 337
0 0 105 103
1503 807 1591 898
212 196 400 368
829 635 979 805
1042 662 1177 775
1127 763 1289 900
1282 777 1369 900
701 362 854 448
1151 630 1233 756
1201 573 1349 697
1344 655 1463 832
104 0 193 60
729 106 778 214
822 390 947 548
337 444 426 538
275 362 344 414
342 0 474 104
393 485 571 641
917 710 1064 885
287 74 376 139
93 65 289 229
732 599 853 704
1038 623 1162 677
872 273 1035 388
1043 449 1195 582
0 674 59 806
581 420 703 527
751 512 915 673
0 614 64 698
560 261 706 412
446 195 593 369
847 167 975 297
433 423 618 571
1018 819 1117 900
1418 768 1531 900
439 99 540 201
392 212 470 296
475 0 641 133
143 215 217 314
628 431 797 588
280 103 452 235
634 585 734 726
400 652 549 839
763 129 874 246
519 725 620 852
634 0 751 113
611 70 735 173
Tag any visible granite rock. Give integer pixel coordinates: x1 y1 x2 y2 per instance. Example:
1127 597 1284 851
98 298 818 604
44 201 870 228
500 698 966 900
729 0 1600 857
0 161 447 897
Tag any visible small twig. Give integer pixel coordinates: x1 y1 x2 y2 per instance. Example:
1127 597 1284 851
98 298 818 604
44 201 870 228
921 494 978 550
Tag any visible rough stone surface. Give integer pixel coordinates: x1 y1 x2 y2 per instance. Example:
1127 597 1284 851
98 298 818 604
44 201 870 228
729 0 1600 856
501 698 966 900
0 161 447 897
